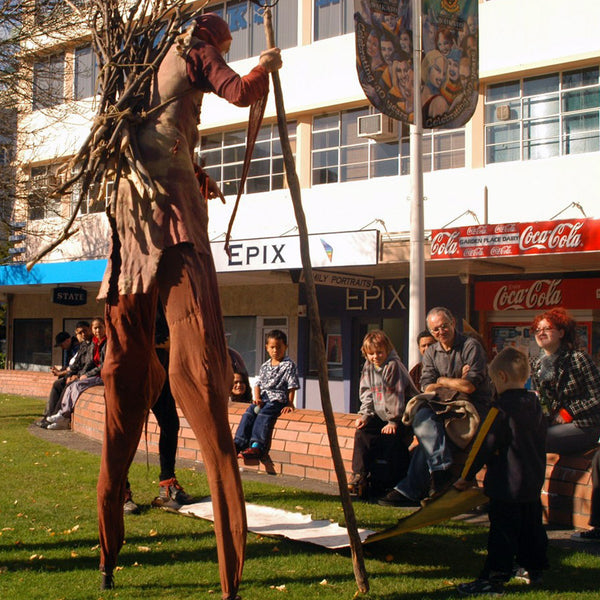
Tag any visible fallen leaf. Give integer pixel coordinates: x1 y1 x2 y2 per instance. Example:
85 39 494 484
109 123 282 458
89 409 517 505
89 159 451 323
71 551 78 558
275 584 286 591
319 579 328 585
137 546 151 553
149 529 158 537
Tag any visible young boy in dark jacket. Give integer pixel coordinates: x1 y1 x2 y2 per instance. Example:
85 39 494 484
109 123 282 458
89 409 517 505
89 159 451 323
455 347 548 596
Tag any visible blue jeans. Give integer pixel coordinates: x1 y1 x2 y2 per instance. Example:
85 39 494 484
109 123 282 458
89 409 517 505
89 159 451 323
234 401 285 451
396 406 453 501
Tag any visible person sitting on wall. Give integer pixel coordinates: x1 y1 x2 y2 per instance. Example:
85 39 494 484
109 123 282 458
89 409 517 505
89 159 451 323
348 330 417 499
46 317 107 430
234 329 299 458
35 322 92 428
378 307 492 507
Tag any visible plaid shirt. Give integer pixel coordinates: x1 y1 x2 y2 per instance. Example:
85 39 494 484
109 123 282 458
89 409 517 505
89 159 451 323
531 348 600 428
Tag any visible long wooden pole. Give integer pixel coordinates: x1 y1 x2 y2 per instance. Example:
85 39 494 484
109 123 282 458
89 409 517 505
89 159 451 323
262 7 369 593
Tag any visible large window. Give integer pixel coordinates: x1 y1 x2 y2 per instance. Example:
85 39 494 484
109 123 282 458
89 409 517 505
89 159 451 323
28 165 62 220
314 0 354 41
485 66 600 164
208 0 297 61
312 108 398 184
13 318 53 370
70 176 107 216
33 53 65 110
400 128 466 174
198 122 295 196
74 46 99 100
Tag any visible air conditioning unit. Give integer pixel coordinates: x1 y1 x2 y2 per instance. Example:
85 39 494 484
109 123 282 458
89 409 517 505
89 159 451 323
357 113 398 141
495 104 511 121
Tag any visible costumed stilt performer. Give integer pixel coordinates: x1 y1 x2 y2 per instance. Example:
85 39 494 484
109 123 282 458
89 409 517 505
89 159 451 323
96 14 281 599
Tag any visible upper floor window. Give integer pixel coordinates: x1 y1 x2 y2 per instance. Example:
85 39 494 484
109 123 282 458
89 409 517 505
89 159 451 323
28 165 62 220
71 176 107 216
314 0 354 41
198 122 296 196
312 108 399 184
400 128 465 174
74 46 99 100
485 66 600 164
33 53 65 110
208 0 297 62
312 108 465 184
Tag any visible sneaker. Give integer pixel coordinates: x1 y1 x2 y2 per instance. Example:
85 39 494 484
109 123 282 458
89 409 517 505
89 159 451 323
123 489 140 515
457 578 505 597
46 413 62 424
571 528 600 542
377 488 420 507
157 478 192 505
512 567 543 585
34 418 49 428
46 415 70 430
241 447 263 459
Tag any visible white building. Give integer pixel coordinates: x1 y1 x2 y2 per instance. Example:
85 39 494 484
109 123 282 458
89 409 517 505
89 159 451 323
3 0 600 413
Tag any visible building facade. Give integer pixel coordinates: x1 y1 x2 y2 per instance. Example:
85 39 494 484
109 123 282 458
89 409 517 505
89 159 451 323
2 0 600 413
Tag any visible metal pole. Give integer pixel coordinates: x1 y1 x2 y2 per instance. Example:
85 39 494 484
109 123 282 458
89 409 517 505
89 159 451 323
408 0 425 369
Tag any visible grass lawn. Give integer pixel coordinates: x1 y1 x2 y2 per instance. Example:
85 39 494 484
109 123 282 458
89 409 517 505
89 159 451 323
0 394 598 599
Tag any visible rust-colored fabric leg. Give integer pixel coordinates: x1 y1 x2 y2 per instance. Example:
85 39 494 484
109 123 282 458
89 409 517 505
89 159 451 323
157 245 245 600
97 290 165 575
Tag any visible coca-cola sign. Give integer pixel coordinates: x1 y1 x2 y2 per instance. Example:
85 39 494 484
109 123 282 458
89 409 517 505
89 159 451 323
475 278 600 311
431 218 599 259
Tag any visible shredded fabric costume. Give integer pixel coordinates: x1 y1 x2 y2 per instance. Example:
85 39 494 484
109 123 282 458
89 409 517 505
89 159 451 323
96 14 269 599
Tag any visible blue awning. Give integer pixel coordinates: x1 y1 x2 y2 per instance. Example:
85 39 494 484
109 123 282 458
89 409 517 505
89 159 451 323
0 259 107 287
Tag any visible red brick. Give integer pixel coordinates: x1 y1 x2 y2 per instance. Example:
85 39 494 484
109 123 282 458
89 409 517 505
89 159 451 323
284 440 309 454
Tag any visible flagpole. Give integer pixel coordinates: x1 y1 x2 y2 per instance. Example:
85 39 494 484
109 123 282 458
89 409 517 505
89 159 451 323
408 0 425 370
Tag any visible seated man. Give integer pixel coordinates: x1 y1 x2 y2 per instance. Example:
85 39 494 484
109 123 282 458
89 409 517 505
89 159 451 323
35 322 92 428
379 306 492 507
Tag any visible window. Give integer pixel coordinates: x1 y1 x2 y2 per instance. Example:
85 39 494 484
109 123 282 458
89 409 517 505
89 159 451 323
485 66 600 164
33 53 65 109
28 165 62 220
400 128 466 174
13 318 53 370
70 176 107 216
312 108 400 184
314 0 354 41
198 122 296 196
74 46 99 100
208 0 297 61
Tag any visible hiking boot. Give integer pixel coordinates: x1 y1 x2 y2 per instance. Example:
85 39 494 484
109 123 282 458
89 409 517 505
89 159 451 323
377 488 420 507
457 578 505 596
123 489 140 515
46 415 70 430
429 469 453 497
156 478 192 506
571 527 600 543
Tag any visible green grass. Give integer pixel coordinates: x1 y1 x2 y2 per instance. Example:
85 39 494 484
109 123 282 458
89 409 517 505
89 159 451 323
0 394 598 599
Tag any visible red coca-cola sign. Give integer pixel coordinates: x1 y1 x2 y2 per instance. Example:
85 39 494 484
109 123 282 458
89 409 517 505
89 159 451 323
475 278 600 311
431 218 600 259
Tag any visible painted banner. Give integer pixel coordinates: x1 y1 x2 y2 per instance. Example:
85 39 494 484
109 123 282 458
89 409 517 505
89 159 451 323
421 0 479 129
475 278 600 312
430 219 600 260
354 0 478 128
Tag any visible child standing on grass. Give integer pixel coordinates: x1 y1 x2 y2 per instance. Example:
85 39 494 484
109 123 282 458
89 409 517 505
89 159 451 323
234 330 299 458
455 347 548 596
348 330 417 498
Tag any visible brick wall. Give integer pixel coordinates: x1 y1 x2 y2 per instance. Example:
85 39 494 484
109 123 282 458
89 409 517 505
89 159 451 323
1 369 594 528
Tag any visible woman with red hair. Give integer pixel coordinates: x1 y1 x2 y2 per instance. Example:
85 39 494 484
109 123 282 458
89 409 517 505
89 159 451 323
530 307 600 454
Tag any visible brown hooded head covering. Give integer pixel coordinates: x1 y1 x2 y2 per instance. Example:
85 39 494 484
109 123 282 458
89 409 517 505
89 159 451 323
193 13 232 49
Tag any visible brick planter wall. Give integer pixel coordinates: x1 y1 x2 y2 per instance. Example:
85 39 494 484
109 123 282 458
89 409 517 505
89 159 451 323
1 369 595 528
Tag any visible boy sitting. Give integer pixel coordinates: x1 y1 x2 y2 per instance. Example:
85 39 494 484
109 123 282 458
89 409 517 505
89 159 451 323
455 347 548 596
234 329 299 458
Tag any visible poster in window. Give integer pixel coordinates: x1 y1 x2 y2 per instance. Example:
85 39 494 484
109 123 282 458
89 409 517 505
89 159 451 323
354 0 479 129
326 334 343 365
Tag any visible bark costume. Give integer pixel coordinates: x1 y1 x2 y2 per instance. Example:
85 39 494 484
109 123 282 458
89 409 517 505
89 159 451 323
96 14 269 599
